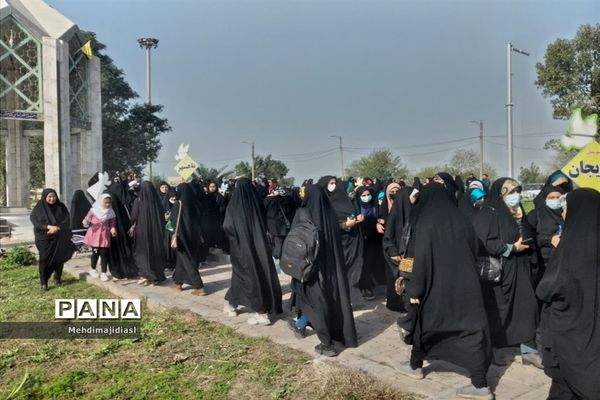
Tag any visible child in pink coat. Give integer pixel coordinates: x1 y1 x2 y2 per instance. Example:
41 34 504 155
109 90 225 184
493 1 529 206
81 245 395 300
83 193 117 281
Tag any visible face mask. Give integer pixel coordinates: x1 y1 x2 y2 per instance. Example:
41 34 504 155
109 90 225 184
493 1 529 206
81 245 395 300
545 199 562 210
361 195 372 203
504 193 521 208
327 183 336 193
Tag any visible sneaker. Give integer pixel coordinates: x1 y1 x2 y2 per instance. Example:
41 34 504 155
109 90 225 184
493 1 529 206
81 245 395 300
40 284 48 291
314 343 337 357
137 278 148 285
456 384 493 399
395 361 424 380
89 269 100 278
247 313 271 326
100 273 110 282
361 288 375 301
287 319 306 339
223 303 237 317
191 288 208 296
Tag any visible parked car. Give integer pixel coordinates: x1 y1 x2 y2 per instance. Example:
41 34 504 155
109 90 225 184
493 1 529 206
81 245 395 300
522 183 543 199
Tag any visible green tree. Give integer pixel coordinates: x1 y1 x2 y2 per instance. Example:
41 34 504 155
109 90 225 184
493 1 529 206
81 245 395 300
195 164 234 181
234 155 290 181
446 149 497 179
83 32 171 175
535 24 600 121
518 162 545 184
536 24 600 168
414 166 442 180
345 150 409 179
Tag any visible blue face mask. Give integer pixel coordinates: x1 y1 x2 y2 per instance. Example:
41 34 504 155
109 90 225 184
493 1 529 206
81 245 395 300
545 199 562 210
504 193 521 208
361 195 372 203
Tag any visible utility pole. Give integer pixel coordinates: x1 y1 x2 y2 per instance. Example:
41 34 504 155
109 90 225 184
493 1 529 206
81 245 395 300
507 43 529 178
471 120 484 179
330 135 344 180
138 37 159 180
242 141 255 181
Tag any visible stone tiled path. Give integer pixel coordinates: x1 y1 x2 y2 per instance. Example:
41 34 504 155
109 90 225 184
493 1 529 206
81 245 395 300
63 257 550 400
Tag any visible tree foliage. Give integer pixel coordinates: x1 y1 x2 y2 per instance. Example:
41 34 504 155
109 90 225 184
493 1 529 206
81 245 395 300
535 24 600 122
234 155 290 181
195 164 234 182
83 32 171 175
446 149 497 179
536 24 600 169
518 162 545 184
345 150 409 179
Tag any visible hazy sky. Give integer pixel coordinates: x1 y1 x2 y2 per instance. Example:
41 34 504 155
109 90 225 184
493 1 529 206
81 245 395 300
50 0 599 182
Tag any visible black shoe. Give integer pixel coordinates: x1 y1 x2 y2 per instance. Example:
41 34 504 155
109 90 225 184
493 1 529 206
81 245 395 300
287 319 306 339
40 284 48 291
314 343 337 357
54 278 62 286
361 288 375 301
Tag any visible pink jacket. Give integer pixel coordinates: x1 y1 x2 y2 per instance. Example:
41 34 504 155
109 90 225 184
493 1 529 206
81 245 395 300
83 210 116 248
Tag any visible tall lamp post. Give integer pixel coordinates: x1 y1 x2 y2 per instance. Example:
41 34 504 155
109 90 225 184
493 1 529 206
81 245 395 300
242 141 255 181
470 120 484 179
330 135 344 180
507 43 529 178
138 37 159 180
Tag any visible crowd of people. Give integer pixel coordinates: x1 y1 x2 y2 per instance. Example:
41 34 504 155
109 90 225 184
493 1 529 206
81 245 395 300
30 169 599 400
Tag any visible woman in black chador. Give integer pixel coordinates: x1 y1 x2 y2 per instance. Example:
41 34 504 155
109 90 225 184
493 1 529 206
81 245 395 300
30 189 77 290
473 178 539 366
288 184 358 357
222 178 283 325
397 183 492 400
106 181 138 279
537 188 600 400
317 176 364 292
169 183 206 296
130 181 167 285
382 187 414 312
70 189 91 231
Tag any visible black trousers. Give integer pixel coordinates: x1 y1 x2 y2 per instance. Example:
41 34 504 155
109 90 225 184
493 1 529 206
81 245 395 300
39 260 63 285
91 247 109 273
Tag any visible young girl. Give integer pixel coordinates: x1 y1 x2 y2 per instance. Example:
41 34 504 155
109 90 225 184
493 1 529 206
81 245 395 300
83 193 117 282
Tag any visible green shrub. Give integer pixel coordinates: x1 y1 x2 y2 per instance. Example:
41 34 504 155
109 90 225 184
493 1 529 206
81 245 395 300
0 247 37 269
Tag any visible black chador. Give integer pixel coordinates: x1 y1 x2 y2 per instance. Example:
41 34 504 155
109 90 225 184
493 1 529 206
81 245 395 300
223 178 283 315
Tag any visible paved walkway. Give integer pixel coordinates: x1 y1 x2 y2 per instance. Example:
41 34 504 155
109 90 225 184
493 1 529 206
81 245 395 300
63 256 551 400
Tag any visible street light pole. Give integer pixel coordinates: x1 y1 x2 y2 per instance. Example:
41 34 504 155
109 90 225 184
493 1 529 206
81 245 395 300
138 37 159 180
330 135 344 180
471 120 484 179
242 141 255 181
506 43 529 178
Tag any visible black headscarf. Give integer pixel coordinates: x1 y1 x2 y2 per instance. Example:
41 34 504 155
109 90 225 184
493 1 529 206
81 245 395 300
130 182 167 282
527 185 565 268
435 172 459 204
537 188 600 400
157 181 171 212
223 177 283 314
70 190 92 230
30 189 76 266
455 175 465 194
406 183 491 376
317 175 363 289
382 187 413 262
317 176 356 217
291 184 358 347
533 170 573 209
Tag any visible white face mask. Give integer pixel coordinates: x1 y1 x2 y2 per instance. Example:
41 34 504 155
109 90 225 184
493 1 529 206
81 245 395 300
327 183 336 193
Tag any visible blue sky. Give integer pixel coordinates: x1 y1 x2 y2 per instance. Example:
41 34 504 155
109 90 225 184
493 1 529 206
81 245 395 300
50 0 599 182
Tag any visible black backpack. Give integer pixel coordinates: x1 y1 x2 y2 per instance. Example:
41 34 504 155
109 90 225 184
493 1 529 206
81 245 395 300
280 220 320 282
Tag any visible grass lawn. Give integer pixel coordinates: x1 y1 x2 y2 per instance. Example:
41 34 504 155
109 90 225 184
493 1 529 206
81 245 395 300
0 265 416 400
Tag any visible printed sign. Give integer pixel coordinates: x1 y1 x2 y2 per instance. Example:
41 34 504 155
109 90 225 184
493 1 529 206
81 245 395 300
174 154 199 181
561 140 600 191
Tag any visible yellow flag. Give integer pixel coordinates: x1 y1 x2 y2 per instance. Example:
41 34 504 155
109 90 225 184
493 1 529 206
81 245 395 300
81 40 93 59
